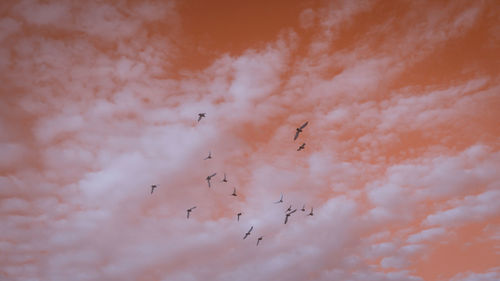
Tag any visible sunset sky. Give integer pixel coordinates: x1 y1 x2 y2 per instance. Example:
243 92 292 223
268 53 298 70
1 0 499 280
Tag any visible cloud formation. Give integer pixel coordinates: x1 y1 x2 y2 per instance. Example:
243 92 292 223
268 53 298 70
1 0 499 280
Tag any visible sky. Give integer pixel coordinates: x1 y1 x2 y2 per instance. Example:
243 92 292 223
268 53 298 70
0 0 499 280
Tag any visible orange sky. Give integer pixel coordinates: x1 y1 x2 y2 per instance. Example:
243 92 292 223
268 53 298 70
1 0 499 280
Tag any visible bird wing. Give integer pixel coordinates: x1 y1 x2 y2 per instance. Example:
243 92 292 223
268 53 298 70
249 226 253 232
294 130 300 141
284 216 288 224
207 179 211 188
290 209 297 214
197 115 202 122
210 173 217 178
300 121 309 129
187 211 190 218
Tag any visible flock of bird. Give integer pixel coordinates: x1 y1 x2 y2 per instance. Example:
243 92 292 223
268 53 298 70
150 113 312 246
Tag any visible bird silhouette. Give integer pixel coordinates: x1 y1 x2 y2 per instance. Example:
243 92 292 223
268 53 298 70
206 173 216 188
301 204 306 212
274 193 284 204
231 187 237 196
308 207 314 216
284 209 297 224
187 206 196 219
243 226 253 239
297 143 306 151
150 185 158 194
222 173 228 183
204 151 212 160
197 113 206 122
237 212 242 221
257 236 263 246
294 121 308 141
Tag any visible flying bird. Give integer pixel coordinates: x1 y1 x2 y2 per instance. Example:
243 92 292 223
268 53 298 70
206 173 216 188
243 226 253 239
150 185 158 194
197 113 206 122
237 212 242 221
284 209 297 224
257 236 263 246
297 143 306 151
187 206 197 219
294 121 308 141
274 193 284 204
308 207 314 216
204 151 212 160
301 204 306 212
231 187 237 196
222 173 228 183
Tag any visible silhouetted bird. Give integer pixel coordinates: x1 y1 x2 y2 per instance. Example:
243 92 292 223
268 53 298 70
274 193 284 204
301 204 306 212
243 226 253 239
197 113 206 122
150 185 158 194
284 209 297 224
237 212 242 221
308 207 314 216
294 121 308 141
187 206 196 219
204 151 212 160
297 143 306 151
231 187 237 196
222 173 228 183
257 236 263 246
206 173 216 188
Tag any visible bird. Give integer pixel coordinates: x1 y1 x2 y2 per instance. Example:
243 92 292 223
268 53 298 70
294 121 308 141
286 205 292 212
301 204 306 212
256 236 263 246
243 226 253 239
206 173 216 188
308 207 314 216
284 209 297 224
231 187 237 196
237 212 242 221
297 143 306 151
150 185 158 194
187 206 196 219
222 173 228 183
204 151 212 160
274 193 284 204
197 113 206 122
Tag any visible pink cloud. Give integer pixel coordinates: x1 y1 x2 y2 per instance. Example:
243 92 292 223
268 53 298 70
1 0 499 280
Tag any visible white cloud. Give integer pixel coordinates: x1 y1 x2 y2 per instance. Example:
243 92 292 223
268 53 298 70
425 190 500 227
449 267 500 281
407 227 446 243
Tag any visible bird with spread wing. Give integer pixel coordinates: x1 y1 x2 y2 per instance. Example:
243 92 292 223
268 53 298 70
294 121 308 141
